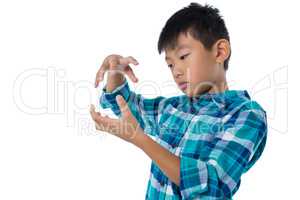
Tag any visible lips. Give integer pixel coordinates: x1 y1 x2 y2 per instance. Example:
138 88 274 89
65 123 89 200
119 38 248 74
178 82 188 90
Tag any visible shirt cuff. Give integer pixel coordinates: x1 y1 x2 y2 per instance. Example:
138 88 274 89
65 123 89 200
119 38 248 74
180 156 208 199
99 79 131 113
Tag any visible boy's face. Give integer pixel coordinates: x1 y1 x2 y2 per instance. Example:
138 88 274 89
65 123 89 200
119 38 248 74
165 32 222 97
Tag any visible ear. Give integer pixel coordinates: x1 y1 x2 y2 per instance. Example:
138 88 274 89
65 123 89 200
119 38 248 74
213 39 231 64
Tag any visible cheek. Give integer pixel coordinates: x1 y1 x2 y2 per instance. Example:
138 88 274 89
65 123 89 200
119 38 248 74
187 61 209 83
188 54 215 82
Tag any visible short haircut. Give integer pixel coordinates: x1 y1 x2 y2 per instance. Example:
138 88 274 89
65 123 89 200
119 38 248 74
158 2 231 70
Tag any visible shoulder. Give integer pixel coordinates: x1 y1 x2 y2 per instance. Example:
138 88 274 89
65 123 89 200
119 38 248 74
223 91 267 127
226 99 267 136
239 100 266 121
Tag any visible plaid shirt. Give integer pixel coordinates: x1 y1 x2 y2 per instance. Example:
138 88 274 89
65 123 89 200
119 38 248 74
99 79 267 200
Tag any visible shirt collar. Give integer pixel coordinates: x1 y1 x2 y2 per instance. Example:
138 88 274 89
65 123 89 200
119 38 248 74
186 90 251 105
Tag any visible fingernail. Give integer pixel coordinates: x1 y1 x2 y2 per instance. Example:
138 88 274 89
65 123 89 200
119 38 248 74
117 95 122 101
90 104 95 110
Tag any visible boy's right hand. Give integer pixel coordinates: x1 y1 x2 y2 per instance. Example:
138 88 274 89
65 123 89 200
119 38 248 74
94 54 139 88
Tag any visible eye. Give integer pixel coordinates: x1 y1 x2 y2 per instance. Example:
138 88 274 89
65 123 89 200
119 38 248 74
180 53 190 60
167 64 173 68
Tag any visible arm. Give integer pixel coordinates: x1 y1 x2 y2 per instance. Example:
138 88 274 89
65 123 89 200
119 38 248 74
96 54 166 137
92 78 267 198
95 54 138 92
105 66 126 92
134 131 181 185
133 103 267 199
100 78 166 137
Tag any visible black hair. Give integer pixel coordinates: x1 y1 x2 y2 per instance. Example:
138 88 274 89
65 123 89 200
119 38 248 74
158 2 231 70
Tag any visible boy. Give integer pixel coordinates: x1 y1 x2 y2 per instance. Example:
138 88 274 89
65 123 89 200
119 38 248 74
90 2 267 199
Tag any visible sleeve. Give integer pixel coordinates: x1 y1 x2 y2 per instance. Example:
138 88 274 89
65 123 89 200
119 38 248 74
99 79 166 137
179 103 268 199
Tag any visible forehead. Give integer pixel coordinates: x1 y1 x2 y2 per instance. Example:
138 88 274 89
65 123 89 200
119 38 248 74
171 33 195 49
165 33 196 60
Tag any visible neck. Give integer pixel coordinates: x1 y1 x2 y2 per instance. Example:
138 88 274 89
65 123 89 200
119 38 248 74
189 79 228 99
208 80 228 94
188 71 228 98
208 71 228 94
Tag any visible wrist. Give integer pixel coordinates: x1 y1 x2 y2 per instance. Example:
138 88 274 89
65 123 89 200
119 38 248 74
106 72 125 92
131 128 148 149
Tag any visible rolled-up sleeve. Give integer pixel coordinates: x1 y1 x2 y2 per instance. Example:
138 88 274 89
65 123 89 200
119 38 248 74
180 156 209 198
99 79 131 116
99 79 166 137
179 105 267 199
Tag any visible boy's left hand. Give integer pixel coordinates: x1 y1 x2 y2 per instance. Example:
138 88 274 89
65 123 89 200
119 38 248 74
89 95 142 143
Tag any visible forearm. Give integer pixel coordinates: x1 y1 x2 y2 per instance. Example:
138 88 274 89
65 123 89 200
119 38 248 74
106 71 126 92
133 130 180 186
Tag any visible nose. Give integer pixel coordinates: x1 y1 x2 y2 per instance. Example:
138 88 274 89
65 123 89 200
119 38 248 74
173 64 184 79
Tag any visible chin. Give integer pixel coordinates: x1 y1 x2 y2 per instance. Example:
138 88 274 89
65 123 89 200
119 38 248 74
185 93 198 98
184 86 210 97
183 89 197 97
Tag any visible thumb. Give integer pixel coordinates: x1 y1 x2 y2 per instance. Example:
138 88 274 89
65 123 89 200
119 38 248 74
116 95 129 115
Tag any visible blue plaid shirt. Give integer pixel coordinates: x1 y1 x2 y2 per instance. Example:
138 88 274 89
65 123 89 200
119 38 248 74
99 79 267 200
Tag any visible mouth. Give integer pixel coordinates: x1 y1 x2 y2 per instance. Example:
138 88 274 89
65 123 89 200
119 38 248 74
178 82 188 90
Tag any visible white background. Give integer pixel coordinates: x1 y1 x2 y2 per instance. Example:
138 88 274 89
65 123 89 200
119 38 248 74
0 0 298 199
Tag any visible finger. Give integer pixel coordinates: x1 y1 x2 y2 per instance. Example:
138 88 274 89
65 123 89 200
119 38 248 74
95 120 112 132
116 95 130 116
122 57 139 82
128 56 139 65
95 123 102 131
94 70 104 88
95 61 108 87
90 104 105 123
93 114 118 133
89 104 117 126
90 104 100 121
124 66 139 82
120 56 139 66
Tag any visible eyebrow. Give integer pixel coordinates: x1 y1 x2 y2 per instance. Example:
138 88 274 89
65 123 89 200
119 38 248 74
165 44 190 60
